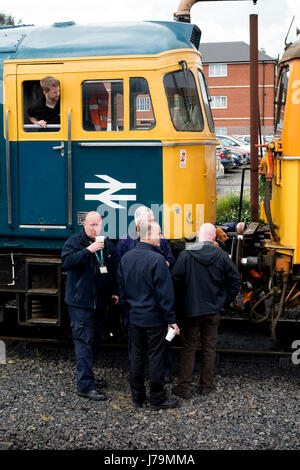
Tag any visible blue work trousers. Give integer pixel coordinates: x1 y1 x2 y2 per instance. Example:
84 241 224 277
69 306 104 393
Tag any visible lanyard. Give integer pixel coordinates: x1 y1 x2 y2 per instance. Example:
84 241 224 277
90 242 104 265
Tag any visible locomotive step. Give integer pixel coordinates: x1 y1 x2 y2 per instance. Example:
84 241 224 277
19 318 59 326
25 257 61 264
27 288 60 295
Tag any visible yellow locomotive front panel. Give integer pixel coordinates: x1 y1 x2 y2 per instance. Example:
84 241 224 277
269 53 300 265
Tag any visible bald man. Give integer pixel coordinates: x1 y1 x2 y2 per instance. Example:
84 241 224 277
171 223 241 399
118 220 179 410
62 211 119 401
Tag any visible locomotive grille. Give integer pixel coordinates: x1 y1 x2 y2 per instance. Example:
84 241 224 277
191 25 201 50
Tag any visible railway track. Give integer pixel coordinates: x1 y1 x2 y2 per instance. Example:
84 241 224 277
0 334 295 360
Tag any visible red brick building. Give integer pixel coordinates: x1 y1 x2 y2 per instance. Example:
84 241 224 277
199 42 277 136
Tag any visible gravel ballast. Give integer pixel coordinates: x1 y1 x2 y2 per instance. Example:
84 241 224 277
0 341 299 451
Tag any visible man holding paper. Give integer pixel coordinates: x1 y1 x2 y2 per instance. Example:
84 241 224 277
118 220 180 410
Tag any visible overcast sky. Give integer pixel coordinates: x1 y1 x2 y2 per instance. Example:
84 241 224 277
3 0 300 59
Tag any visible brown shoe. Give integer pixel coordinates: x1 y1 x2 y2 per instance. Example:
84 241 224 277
199 387 214 396
172 386 191 399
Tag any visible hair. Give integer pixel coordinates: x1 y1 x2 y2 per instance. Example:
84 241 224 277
236 222 245 235
197 223 216 242
139 220 160 240
40 76 60 92
134 206 154 226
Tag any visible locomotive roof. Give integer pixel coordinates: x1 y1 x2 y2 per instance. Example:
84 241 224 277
279 38 300 66
0 21 201 60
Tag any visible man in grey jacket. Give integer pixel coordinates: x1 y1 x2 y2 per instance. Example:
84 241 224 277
171 223 241 398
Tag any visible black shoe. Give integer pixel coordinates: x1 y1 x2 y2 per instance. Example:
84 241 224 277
133 400 145 408
95 378 107 389
164 372 173 384
78 389 107 401
172 386 191 399
151 398 179 410
132 395 146 408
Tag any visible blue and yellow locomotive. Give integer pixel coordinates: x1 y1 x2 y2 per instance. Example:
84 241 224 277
0 20 216 330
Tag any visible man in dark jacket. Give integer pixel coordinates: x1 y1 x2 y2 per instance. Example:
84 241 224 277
171 223 241 398
61 211 119 401
117 205 175 382
118 220 180 410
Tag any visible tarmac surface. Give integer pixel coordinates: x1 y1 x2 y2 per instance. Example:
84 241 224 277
217 166 250 197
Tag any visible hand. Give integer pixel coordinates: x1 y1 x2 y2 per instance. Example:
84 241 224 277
87 240 105 253
37 120 47 128
168 323 180 336
112 295 119 305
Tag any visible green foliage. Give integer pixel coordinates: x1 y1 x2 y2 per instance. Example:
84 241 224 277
216 192 251 224
259 175 265 202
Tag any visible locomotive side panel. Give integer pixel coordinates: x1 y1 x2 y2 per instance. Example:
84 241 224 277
0 22 216 331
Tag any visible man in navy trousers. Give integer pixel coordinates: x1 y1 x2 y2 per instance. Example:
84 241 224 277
118 220 180 410
62 211 119 401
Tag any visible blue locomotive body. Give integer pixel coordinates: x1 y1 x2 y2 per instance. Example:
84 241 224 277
0 20 217 330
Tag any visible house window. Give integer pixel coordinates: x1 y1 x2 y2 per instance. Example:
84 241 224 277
210 96 227 109
136 96 151 112
130 77 155 130
215 127 227 135
209 63 227 77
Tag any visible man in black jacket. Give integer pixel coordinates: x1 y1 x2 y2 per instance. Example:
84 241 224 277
61 211 119 401
118 220 180 410
172 223 241 398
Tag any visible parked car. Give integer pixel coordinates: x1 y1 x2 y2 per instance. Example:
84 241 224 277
216 155 225 178
234 134 274 146
216 134 251 155
230 148 249 164
217 137 249 164
216 145 234 172
233 134 250 145
261 135 274 145
230 150 243 167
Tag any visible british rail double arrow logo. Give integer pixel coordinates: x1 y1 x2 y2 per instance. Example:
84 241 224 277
84 175 137 209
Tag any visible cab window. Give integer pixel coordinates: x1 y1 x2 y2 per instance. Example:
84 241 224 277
23 80 61 132
164 69 204 131
130 77 155 130
198 70 215 132
275 66 289 136
82 80 124 131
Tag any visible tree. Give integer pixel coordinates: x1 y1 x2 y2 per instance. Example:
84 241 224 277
0 13 21 26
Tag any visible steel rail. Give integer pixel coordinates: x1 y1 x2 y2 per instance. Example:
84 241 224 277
0 335 293 357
